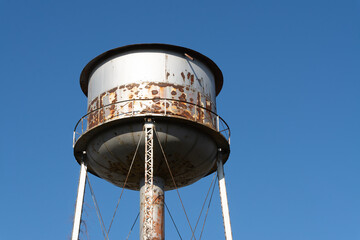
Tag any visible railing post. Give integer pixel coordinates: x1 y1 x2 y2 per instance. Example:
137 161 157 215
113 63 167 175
216 115 220 132
132 99 134 116
97 107 100 125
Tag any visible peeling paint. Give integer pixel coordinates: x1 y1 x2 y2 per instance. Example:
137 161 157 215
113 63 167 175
86 81 217 132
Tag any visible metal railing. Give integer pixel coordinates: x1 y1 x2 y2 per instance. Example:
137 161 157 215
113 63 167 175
73 98 230 147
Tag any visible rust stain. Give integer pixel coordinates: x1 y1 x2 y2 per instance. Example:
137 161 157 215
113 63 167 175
86 81 217 131
108 86 118 94
153 192 164 239
126 83 140 90
179 93 186 102
205 99 213 123
197 92 201 106
88 96 98 112
159 87 166 98
153 104 161 111
206 100 212 110
196 92 204 123
146 82 184 91
181 72 185 81
87 96 99 129
179 102 187 108
104 87 117 120
166 72 170 80
109 93 117 103
109 97 117 119
180 110 194 120
190 74 194 85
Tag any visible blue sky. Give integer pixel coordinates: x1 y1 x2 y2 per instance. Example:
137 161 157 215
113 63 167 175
0 0 359 239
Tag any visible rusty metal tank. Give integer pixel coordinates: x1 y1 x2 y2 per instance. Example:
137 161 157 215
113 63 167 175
73 43 230 190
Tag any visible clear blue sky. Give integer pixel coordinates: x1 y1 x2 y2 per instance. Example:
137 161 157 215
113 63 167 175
0 0 359 239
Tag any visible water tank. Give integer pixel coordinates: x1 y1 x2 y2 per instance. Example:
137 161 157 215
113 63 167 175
73 43 230 190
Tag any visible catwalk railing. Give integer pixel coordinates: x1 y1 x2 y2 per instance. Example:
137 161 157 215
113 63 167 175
73 98 230 147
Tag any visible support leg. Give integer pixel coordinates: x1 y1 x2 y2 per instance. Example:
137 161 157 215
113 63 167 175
217 150 233 240
71 160 87 240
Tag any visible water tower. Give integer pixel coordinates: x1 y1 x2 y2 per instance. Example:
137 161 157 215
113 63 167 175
71 43 232 239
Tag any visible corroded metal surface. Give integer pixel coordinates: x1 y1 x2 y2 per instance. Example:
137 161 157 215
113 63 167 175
74 98 230 148
140 177 164 240
85 98 218 135
85 50 218 132
73 44 230 190
86 82 216 130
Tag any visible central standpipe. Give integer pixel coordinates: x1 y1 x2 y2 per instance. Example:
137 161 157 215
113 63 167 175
140 121 165 240
140 177 165 240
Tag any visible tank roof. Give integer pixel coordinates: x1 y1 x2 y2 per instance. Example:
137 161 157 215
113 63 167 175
80 43 224 96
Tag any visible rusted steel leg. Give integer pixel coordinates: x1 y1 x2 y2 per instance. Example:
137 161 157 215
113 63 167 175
140 177 165 240
217 149 233 240
71 158 87 240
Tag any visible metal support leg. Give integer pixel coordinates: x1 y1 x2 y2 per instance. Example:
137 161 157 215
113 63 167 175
217 150 233 240
71 158 87 240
